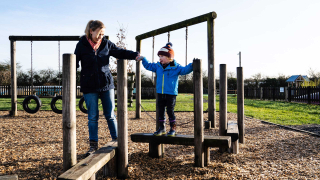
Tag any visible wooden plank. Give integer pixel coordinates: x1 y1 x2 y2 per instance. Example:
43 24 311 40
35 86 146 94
226 120 239 142
58 141 117 180
130 133 231 148
0 175 18 180
226 120 239 154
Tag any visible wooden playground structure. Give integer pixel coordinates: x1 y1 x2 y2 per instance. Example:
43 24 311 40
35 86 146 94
6 11 245 179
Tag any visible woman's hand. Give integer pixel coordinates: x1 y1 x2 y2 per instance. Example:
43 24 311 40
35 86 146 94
135 55 144 62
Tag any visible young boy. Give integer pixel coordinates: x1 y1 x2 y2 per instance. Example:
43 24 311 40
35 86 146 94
137 42 193 136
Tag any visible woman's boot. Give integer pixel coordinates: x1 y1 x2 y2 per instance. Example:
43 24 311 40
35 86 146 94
85 140 98 157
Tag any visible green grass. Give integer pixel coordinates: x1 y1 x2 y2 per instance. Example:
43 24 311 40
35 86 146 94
1 94 319 126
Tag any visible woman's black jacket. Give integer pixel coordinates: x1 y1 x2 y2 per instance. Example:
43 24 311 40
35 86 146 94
74 36 138 93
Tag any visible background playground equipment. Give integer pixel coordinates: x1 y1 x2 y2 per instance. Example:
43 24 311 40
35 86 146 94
9 36 81 116
131 61 245 165
135 11 217 130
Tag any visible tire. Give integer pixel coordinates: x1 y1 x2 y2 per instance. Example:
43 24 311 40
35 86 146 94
79 96 87 114
23 95 42 114
51 96 62 114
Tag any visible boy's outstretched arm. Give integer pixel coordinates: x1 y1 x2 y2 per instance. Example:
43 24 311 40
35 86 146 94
137 56 157 72
179 62 193 75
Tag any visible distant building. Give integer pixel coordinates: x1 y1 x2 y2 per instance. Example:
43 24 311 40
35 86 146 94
286 75 310 87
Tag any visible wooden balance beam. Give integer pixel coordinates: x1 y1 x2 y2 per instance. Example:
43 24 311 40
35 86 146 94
0 175 18 180
226 120 239 154
58 141 117 180
131 133 231 166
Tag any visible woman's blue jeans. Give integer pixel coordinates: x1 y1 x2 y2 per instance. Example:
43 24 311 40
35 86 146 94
83 89 117 142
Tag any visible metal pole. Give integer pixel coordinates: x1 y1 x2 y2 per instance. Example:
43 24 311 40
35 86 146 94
117 59 128 178
193 59 204 167
219 64 227 152
62 54 77 171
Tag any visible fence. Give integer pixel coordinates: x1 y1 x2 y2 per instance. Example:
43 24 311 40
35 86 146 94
0 86 83 98
244 87 320 105
1 73 136 98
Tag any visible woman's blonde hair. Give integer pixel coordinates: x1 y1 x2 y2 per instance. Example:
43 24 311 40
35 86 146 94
85 20 105 40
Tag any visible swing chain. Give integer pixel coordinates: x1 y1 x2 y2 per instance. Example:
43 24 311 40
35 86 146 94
139 103 193 127
30 38 34 93
167 31 170 42
185 26 188 80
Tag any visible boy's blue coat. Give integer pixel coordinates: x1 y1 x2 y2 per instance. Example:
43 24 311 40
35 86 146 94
142 57 193 95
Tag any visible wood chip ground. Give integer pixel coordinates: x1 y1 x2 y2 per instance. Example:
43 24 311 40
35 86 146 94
0 111 319 179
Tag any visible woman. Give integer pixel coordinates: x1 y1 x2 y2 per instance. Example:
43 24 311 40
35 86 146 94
74 20 139 157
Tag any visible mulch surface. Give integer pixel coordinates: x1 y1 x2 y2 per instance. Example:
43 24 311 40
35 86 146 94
1 110 319 179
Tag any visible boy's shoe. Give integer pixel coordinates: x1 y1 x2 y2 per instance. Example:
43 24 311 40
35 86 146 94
153 127 166 136
154 121 166 136
167 121 177 137
167 129 176 136
85 140 98 157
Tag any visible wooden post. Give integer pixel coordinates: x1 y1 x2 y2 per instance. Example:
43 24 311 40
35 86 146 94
219 64 227 152
117 59 128 178
288 87 291 102
10 40 17 116
260 87 263 100
193 59 204 167
207 17 216 128
154 75 164 158
62 54 77 171
136 39 141 118
285 87 288 101
307 87 311 104
237 67 244 144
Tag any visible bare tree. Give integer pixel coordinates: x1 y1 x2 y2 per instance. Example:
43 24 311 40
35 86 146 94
110 23 134 73
307 68 320 81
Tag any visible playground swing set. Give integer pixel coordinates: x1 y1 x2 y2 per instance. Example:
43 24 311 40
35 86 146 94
7 11 245 179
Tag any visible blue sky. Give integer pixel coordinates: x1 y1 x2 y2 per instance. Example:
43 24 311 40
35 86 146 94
1 0 320 79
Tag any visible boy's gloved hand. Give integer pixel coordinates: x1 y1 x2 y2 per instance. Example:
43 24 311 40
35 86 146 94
136 56 144 62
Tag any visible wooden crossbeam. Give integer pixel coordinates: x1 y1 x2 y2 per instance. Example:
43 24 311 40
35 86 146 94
58 141 117 180
131 133 231 147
